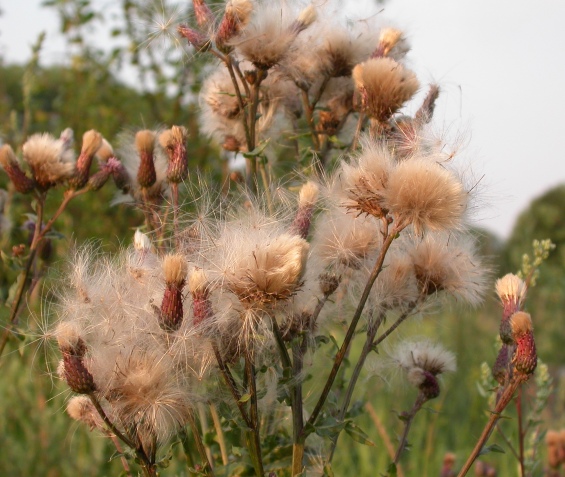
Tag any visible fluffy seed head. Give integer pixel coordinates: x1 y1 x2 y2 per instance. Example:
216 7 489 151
340 139 394 218
67 396 104 431
233 4 314 70
408 233 487 306
80 130 103 158
313 209 380 270
55 321 83 352
384 158 467 234
353 57 419 122
22 133 76 189
163 254 188 285
394 340 457 377
134 229 152 252
295 5 317 31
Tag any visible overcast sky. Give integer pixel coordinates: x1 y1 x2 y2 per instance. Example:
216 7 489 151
1 0 564 239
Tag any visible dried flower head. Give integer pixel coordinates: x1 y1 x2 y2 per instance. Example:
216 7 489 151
96 139 114 162
408 232 487 306
66 396 104 431
340 139 394 218
22 133 76 189
192 0 214 27
160 126 188 183
233 4 316 70
393 339 456 399
0 144 35 193
313 208 381 270
353 57 419 123
384 158 467 234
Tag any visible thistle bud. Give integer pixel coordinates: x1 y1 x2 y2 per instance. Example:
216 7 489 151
0 145 35 193
215 0 253 51
135 130 157 188
372 28 403 58
189 268 213 326
160 254 188 332
290 181 319 239
71 130 103 189
492 345 510 385
510 312 537 376
57 330 96 395
67 396 104 431
192 0 214 27
159 126 188 184
415 84 440 124
289 5 317 34
178 24 210 51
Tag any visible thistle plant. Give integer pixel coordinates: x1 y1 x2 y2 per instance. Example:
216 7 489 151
1 1 556 476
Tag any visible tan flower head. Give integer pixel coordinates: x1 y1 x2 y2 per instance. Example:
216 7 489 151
23 133 76 189
495 273 526 318
408 232 487 306
384 158 467 234
353 57 419 122
340 138 394 218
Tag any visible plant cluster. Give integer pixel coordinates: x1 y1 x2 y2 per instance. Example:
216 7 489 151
0 1 555 476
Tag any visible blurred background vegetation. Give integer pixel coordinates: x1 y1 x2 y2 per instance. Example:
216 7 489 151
0 1 564 476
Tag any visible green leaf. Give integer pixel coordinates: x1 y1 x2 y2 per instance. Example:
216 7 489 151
239 393 251 403
386 462 397 476
479 443 506 456
323 463 335 477
344 421 375 446
242 139 271 158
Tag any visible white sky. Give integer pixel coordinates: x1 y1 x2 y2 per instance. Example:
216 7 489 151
1 0 564 239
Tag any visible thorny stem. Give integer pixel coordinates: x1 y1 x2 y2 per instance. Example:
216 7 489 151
291 340 305 477
187 409 215 476
457 376 527 477
517 387 526 477
394 393 427 464
351 113 367 151
0 192 43 358
365 403 405 477
210 403 229 466
89 394 156 477
271 317 292 370
495 422 520 461
245 351 265 477
301 224 400 438
301 90 320 151
171 182 180 246
327 312 385 462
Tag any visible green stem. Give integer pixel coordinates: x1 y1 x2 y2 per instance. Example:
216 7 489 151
245 351 264 477
328 312 385 462
291 340 305 476
210 403 229 466
394 393 427 464
301 226 400 437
